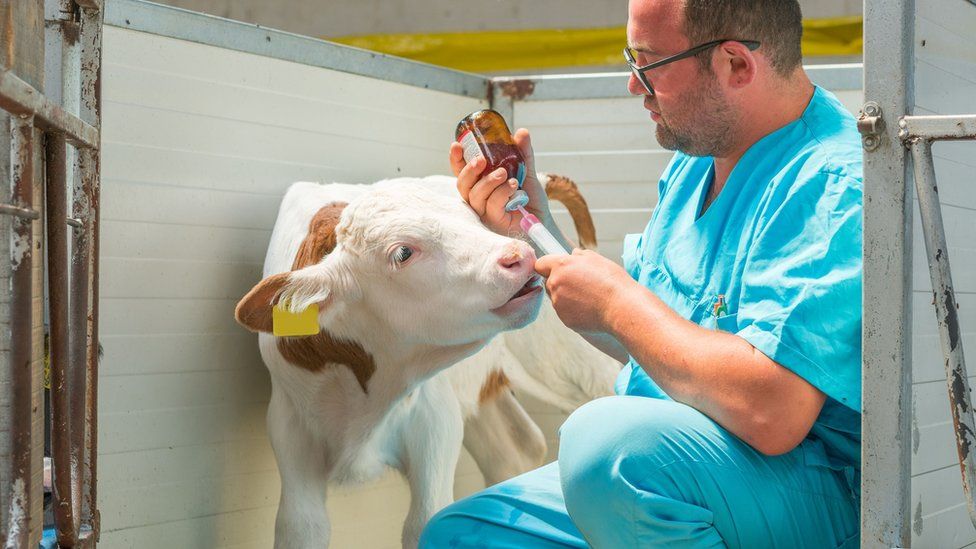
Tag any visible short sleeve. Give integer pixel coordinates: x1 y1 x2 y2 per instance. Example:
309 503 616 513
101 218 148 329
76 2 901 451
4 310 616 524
734 171 863 412
622 233 644 281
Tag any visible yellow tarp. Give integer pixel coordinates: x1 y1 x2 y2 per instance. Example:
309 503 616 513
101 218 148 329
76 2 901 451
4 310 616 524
330 16 863 73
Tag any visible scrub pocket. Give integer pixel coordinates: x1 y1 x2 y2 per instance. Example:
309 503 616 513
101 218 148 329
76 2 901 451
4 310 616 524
715 313 738 333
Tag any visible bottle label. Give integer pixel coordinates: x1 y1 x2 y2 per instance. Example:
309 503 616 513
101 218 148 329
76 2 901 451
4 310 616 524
457 130 484 164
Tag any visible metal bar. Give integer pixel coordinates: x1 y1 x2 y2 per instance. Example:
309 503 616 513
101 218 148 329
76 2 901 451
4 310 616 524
0 69 98 149
488 82 515 131
78 3 103 538
900 115 976 142
4 116 34 549
0 203 40 219
910 138 976 531
860 0 915 545
0 208 83 226
68 148 94 548
75 530 96 549
105 0 489 100
46 131 79 547
77 147 100 539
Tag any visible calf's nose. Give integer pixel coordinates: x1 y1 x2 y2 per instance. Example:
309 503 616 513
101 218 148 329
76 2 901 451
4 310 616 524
497 241 536 274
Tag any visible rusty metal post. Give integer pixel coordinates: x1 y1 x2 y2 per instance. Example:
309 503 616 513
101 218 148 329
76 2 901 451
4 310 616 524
4 115 36 549
78 2 102 538
45 131 79 547
68 149 89 537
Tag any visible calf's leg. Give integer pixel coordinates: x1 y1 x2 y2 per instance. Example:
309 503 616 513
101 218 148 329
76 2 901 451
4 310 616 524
268 392 332 549
401 375 464 548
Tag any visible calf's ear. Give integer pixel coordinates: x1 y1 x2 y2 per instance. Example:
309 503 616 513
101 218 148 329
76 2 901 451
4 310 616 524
235 256 353 334
235 272 291 333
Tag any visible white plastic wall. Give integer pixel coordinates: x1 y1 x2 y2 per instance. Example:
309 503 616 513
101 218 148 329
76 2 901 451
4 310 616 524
98 23 488 548
909 2 976 547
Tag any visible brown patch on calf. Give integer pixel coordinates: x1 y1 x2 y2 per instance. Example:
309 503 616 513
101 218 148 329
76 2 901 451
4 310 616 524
478 369 512 404
292 202 347 269
277 332 376 393
544 174 598 250
235 201 377 392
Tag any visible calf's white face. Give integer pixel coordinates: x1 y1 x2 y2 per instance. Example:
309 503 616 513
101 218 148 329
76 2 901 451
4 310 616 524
239 182 544 349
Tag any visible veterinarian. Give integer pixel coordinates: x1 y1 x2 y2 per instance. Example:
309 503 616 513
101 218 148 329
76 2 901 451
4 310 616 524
422 0 861 547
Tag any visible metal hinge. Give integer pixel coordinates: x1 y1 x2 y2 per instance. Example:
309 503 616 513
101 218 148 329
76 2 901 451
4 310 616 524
857 101 885 152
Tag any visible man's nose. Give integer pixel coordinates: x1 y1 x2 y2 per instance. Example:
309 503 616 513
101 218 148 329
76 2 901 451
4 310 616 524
627 72 646 96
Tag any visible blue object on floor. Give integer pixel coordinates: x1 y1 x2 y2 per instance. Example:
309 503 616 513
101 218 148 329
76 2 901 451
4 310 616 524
39 527 57 549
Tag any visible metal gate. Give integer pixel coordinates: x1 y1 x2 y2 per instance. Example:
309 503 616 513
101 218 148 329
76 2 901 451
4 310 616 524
1 1 103 547
861 0 976 547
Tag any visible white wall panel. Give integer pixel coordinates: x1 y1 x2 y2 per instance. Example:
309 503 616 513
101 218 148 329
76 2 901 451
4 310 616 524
99 23 487 548
910 1 976 547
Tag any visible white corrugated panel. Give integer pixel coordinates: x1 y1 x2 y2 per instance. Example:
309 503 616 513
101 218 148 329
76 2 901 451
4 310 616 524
910 1 976 547
99 24 487 548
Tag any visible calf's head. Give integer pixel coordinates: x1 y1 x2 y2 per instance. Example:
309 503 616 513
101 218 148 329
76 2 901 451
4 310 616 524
236 182 544 356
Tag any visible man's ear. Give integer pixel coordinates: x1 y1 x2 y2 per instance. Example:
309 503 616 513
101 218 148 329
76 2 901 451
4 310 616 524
235 256 353 333
718 41 757 89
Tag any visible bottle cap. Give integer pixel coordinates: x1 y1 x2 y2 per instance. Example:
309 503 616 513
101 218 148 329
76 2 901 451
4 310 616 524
505 189 530 212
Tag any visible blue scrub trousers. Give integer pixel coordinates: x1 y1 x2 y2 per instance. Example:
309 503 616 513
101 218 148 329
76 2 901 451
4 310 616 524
420 396 859 548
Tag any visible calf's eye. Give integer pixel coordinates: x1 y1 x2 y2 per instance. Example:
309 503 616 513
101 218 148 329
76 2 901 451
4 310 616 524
393 246 413 264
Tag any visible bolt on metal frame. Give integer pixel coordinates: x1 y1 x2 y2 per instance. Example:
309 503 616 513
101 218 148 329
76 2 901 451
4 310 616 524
1 0 103 547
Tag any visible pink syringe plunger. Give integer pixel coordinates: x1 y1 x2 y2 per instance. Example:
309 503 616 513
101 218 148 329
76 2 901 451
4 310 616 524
517 206 568 256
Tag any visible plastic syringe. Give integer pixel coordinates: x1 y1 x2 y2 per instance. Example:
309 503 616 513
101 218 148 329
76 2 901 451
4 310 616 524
517 206 568 256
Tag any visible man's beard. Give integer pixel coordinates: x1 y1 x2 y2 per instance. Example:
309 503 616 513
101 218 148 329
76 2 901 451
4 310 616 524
654 78 737 157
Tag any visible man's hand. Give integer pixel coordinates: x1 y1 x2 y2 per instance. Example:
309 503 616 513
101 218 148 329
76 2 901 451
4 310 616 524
535 249 635 334
451 128 553 237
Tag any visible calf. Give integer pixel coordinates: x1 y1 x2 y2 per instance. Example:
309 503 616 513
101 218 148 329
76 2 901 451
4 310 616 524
236 175 622 548
236 179 546 548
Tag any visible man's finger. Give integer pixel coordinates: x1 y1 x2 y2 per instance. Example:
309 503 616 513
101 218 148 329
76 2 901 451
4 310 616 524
535 254 556 277
513 128 536 174
484 179 517 226
456 156 486 203
468 168 509 217
449 142 466 177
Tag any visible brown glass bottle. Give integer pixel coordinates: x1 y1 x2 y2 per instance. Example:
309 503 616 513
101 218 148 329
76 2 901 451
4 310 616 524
455 109 528 210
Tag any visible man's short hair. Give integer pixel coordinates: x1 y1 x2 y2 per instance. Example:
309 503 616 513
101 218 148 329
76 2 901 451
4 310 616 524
683 0 803 76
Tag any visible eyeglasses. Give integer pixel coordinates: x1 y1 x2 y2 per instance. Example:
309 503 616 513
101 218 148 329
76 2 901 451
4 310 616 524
624 39 761 96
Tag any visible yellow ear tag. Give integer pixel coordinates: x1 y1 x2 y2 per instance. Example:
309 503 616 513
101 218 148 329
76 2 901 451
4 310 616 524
272 300 320 337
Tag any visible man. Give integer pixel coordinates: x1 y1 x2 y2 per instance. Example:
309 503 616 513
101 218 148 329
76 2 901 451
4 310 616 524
421 0 861 546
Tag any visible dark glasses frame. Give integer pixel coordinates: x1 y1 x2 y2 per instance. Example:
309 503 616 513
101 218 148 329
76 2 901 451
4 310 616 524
624 39 761 95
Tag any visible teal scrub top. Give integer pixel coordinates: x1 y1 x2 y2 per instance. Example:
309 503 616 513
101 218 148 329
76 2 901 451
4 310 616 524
618 86 863 474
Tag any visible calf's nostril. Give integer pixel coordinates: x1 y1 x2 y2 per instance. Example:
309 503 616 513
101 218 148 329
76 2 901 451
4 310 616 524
498 253 522 270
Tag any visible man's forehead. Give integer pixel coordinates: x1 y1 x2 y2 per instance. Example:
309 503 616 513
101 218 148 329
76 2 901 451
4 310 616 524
627 0 687 51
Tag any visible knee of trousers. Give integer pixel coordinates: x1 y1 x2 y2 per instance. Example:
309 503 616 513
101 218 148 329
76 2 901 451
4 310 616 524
418 490 510 548
558 396 717 511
